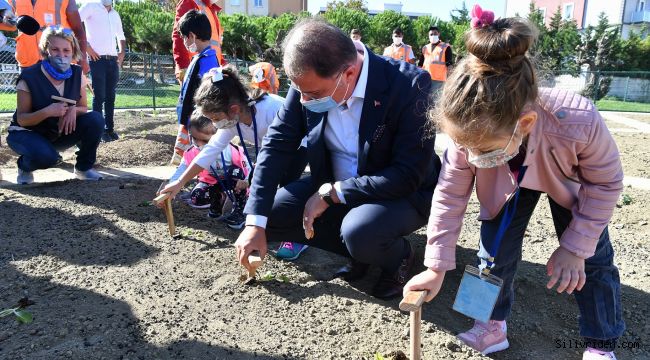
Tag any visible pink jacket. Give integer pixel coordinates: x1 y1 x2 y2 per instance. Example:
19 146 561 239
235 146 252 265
425 88 624 271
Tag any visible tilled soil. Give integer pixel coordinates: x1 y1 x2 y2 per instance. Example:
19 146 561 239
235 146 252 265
0 111 649 360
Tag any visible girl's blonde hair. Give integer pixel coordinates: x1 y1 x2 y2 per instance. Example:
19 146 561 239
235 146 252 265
430 17 539 148
39 26 82 61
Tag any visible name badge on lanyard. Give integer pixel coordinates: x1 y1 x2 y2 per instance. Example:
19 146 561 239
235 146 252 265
452 166 527 323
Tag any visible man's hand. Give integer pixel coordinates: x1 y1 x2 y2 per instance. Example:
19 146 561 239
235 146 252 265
117 52 125 67
87 45 100 61
80 57 90 74
58 106 77 135
157 180 182 208
302 192 329 239
403 269 446 302
546 246 586 295
176 68 187 85
235 226 267 272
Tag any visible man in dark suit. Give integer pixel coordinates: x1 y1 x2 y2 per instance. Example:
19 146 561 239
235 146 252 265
235 19 441 299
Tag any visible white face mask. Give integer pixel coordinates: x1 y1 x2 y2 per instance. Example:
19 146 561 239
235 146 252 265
392 36 403 45
430 35 439 43
467 122 522 168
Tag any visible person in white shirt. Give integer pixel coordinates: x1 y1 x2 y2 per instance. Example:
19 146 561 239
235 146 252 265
160 66 308 234
79 0 125 142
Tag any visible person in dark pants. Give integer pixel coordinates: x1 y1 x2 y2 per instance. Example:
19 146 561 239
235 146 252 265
7 26 104 184
79 0 125 142
234 19 441 300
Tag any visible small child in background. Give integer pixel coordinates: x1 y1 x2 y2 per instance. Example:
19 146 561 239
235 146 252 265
172 9 219 165
248 62 279 95
170 113 251 224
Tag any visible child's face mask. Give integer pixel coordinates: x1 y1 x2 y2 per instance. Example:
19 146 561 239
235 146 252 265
467 122 522 168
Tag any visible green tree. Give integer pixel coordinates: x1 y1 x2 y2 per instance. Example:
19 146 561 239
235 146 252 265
368 10 414 54
326 0 367 12
323 7 370 40
450 1 470 24
220 13 265 60
542 7 580 74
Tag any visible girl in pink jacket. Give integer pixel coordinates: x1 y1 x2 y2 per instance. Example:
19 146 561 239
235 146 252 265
404 9 624 360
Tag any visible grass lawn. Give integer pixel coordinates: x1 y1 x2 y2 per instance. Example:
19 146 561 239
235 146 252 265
596 99 650 113
0 85 180 113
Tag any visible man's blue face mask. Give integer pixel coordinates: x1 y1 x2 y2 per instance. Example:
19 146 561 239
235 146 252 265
298 70 350 113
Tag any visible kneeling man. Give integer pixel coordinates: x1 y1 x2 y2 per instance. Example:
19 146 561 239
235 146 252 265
235 19 441 299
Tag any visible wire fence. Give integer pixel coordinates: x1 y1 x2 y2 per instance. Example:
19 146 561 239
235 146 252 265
0 47 648 113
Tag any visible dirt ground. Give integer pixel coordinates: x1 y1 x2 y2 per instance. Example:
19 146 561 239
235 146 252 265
0 111 649 360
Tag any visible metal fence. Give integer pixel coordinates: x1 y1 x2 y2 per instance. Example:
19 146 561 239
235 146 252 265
0 47 648 113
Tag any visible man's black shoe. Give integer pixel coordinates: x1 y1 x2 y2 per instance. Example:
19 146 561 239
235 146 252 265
334 259 369 282
371 241 416 300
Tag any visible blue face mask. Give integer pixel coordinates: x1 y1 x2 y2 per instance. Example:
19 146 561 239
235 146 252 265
300 71 349 113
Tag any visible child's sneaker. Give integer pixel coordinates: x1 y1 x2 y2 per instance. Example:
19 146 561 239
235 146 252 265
222 193 245 229
17 167 34 184
457 320 509 355
275 242 309 261
583 348 617 360
189 182 213 209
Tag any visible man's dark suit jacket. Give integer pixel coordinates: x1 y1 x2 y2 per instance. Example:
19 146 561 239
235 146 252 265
245 47 442 219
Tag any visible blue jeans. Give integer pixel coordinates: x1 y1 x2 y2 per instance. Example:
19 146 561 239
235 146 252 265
7 111 104 172
478 188 625 347
89 57 119 131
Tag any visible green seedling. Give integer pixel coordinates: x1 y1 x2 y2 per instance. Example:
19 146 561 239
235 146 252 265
375 353 385 360
622 194 633 206
138 200 153 207
258 271 290 283
0 298 34 324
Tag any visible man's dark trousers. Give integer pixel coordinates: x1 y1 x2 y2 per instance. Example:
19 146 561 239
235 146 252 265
90 56 119 132
266 176 428 274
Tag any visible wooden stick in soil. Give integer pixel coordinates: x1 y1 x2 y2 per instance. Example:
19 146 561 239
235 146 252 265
153 193 175 236
243 251 263 284
399 290 428 360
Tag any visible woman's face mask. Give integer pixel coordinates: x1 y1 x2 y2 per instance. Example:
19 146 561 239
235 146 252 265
392 36 403 45
48 54 71 72
429 35 439 43
466 123 522 168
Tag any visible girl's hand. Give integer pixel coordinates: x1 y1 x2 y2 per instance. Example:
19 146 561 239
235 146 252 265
157 180 182 208
546 246 586 295
235 179 248 193
403 269 446 302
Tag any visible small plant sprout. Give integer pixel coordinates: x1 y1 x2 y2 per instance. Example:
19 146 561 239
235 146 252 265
622 194 633 206
0 298 35 324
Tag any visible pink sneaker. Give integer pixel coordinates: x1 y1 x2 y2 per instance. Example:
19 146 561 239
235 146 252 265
457 320 509 355
582 348 617 360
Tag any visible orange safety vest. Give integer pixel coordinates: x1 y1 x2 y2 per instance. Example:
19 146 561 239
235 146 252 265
422 42 449 81
249 62 279 95
383 44 413 62
192 0 224 64
12 0 70 68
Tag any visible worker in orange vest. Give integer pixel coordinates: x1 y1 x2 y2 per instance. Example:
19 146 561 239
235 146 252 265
249 62 279 95
8 0 89 72
382 28 415 64
420 26 454 94
173 0 224 85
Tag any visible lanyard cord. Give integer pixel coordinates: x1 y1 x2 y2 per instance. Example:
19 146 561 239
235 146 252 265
483 166 528 273
235 105 258 169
